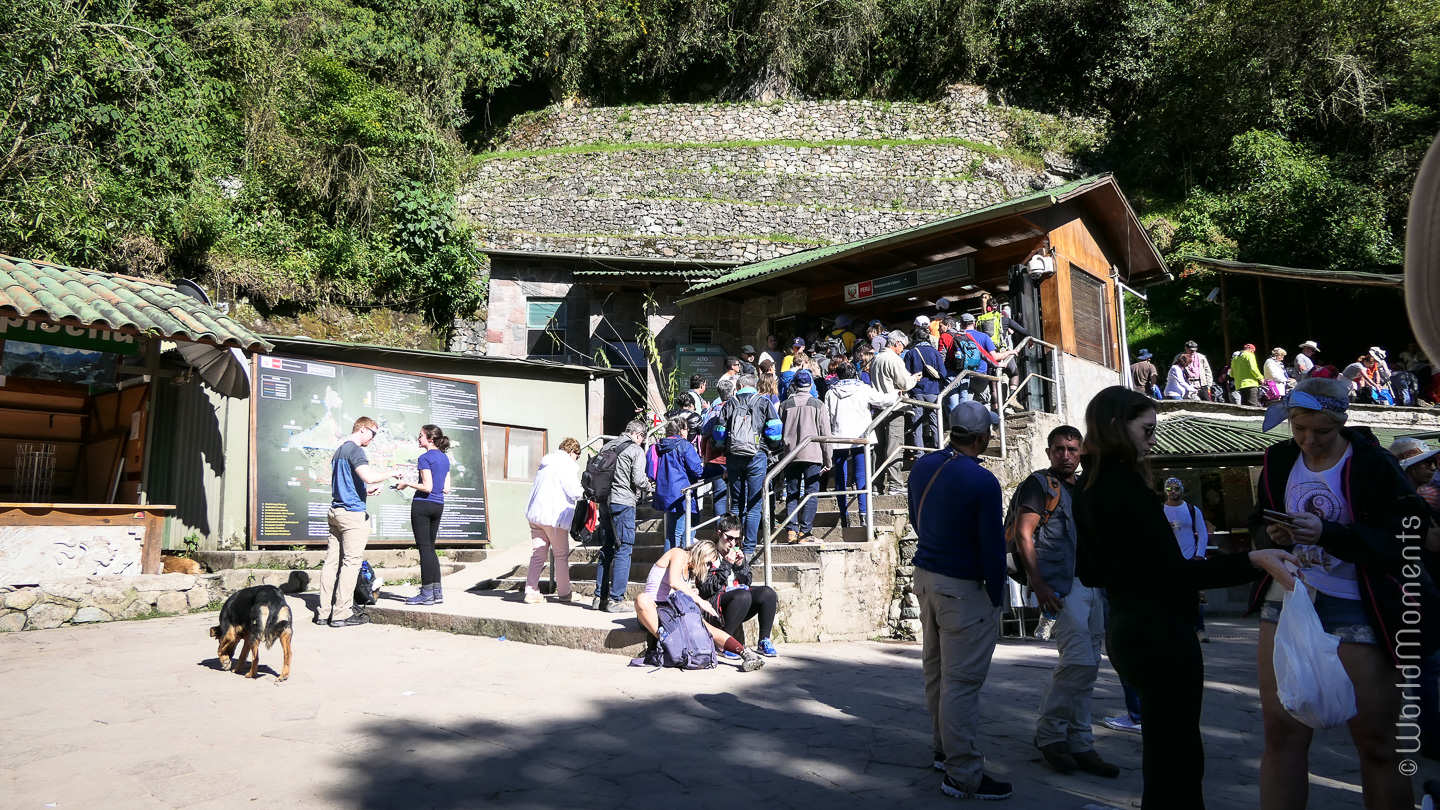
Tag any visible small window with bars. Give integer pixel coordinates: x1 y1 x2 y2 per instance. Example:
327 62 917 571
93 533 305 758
527 299 566 357
1070 269 1114 369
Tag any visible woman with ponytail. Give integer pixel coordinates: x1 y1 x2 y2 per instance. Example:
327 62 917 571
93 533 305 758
396 424 451 605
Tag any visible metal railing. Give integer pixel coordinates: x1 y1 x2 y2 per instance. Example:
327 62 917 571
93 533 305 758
755 435 874 586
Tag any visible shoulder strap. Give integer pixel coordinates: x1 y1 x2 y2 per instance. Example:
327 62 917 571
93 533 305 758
1186 502 1198 544
1035 472 1063 528
915 450 963 523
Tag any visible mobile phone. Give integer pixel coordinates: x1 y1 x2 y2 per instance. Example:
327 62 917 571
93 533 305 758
1262 509 1298 526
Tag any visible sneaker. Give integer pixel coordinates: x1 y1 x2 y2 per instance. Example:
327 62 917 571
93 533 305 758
405 587 435 606
941 773 1012 800
1038 741 1077 773
933 751 946 772
604 601 631 613
313 613 328 626
523 592 544 604
1072 749 1120 778
1197 630 1210 643
1102 715 1142 734
786 529 799 544
739 648 765 672
330 612 370 627
591 596 603 610
720 649 741 660
757 638 778 657
797 532 816 543
555 592 576 603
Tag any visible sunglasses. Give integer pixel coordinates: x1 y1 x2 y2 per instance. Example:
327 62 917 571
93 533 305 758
1165 485 1182 491
1142 424 1156 439
723 532 742 541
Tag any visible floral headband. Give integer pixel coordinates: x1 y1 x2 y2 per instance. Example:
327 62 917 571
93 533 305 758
1262 390 1349 432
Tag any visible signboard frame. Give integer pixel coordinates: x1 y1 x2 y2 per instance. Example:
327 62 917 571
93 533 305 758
843 256 976 304
674 344 729 398
247 354 492 548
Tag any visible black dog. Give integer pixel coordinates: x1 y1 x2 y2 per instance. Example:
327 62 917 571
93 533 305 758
209 585 293 681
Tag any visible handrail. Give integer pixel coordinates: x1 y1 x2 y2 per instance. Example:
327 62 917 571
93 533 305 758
753 434 873 586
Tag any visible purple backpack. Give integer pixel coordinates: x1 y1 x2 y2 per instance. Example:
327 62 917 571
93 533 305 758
633 591 716 670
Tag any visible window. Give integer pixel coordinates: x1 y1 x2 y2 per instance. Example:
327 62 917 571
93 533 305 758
688 327 713 345
1070 269 1114 368
481 425 548 481
526 299 566 357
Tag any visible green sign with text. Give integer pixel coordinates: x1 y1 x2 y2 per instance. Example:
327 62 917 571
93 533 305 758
0 318 141 355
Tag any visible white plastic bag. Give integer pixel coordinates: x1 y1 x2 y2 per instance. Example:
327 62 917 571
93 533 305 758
1273 580 1357 729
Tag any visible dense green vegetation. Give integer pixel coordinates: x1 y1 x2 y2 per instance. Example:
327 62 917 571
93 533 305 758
2 0 1437 341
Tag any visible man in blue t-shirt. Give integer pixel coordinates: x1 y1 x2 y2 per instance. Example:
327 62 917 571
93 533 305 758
318 416 401 627
907 401 1012 801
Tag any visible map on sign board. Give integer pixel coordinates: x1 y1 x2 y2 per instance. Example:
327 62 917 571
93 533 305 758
250 355 489 546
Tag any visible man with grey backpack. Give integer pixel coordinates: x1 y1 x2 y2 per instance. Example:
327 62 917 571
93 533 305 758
712 373 783 555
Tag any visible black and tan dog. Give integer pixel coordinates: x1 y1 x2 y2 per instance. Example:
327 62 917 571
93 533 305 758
209 585 293 681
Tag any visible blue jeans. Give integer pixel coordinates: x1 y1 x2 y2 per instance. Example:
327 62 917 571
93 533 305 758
1120 678 1142 723
908 391 940 450
784 462 822 534
727 453 768 556
596 503 636 604
832 447 868 524
703 462 727 517
662 510 690 551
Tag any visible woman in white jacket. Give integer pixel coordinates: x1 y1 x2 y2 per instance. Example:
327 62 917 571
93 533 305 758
524 437 583 604
824 362 898 527
1163 357 1199 400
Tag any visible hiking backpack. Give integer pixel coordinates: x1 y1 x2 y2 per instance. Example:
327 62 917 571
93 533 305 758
641 591 717 670
716 393 780 457
953 332 985 374
1001 472 1064 587
581 439 632 501
1392 371 1418 407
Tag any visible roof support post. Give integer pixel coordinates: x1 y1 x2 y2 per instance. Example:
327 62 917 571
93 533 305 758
1258 276 1271 352
1220 274 1232 359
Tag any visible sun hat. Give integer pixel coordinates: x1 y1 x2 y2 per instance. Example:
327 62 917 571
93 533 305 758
1300 340 1319 351
1390 438 1440 469
1137 349 1153 360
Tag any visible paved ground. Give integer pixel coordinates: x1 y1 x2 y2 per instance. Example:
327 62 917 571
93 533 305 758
2 601 1435 809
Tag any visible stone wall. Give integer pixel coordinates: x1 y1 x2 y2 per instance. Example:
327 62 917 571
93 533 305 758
463 97 1071 263
500 96 1014 152
0 573 220 631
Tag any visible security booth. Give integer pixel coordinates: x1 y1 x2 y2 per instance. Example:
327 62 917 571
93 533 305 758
676 175 1171 427
0 255 271 583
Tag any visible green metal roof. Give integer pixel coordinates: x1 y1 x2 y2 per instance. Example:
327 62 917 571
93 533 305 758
677 175 1139 304
1156 415 1421 457
1176 256 1404 289
0 254 273 352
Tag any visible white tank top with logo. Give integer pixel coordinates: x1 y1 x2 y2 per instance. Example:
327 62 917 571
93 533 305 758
1285 445 1359 600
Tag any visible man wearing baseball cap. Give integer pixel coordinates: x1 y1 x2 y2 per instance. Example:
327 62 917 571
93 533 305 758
909 401 1012 800
738 344 758 376
1295 341 1320 380
781 336 806 373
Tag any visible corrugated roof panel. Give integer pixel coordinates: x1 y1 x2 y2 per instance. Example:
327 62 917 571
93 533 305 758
0 254 272 352
1156 415 1422 457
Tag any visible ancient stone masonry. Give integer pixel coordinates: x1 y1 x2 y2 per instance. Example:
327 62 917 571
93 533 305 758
461 96 1075 263
500 97 1013 152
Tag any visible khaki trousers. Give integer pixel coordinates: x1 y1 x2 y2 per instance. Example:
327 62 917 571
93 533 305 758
913 566 1001 792
319 507 371 621
1035 581 1107 751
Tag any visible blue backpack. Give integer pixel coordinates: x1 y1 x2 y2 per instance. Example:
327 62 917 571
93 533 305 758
953 332 984 373
635 591 717 670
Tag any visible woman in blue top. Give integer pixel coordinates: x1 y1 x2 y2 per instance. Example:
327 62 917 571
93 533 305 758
395 424 451 606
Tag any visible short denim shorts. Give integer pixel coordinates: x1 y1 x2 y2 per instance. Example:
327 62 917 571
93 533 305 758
1260 591 1377 645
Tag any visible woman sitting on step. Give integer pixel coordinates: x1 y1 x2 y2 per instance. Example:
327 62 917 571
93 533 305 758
697 515 780 658
634 539 765 672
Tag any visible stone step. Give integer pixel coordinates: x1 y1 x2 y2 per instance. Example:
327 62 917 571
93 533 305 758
367 603 651 657
563 561 819 585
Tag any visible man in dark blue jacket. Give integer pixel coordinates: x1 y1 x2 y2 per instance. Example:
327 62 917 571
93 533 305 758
908 401 1011 801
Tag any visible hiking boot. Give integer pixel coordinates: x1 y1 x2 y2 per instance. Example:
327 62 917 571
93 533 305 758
522 592 544 604
1038 741 1077 773
941 773 1011 800
757 638 778 657
405 587 435 606
1072 749 1120 778
330 612 370 627
933 751 946 771
604 601 631 613
739 648 765 672
1102 715 1142 734
313 612 329 626
431 586 443 605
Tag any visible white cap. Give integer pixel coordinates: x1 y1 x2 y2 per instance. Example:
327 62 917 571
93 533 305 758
914 315 931 328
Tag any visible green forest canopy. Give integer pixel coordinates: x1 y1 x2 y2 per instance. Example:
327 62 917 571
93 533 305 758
2 0 1437 340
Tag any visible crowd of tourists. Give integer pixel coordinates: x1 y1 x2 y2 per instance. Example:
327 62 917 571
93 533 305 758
1129 338 1437 408
910 380 1440 805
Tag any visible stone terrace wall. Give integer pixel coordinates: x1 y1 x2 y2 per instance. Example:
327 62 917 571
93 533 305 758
501 96 1012 152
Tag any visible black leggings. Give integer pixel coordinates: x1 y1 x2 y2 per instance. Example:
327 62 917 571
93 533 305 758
1109 609 1206 809
718 586 777 644
410 499 444 585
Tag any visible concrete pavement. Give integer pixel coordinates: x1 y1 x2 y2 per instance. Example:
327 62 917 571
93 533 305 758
1 598 1432 809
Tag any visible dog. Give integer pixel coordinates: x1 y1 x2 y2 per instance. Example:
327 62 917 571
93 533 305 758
162 554 204 575
209 585 292 681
